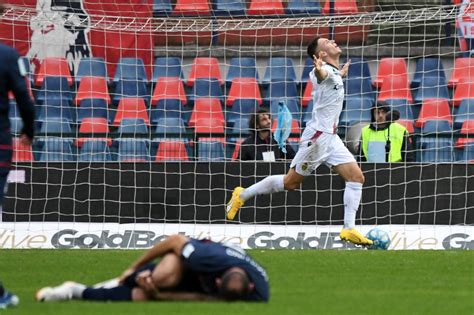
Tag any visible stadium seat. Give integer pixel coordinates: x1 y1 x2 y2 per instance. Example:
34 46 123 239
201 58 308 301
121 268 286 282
189 98 225 127
383 99 414 121
230 116 251 135
416 99 453 128
377 76 413 103
269 98 301 119
36 77 73 104
40 120 72 134
285 0 321 15
153 0 173 16
113 98 150 126
75 77 111 105
373 58 408 89
75 58 108 83
345 77 375 100
413 76 449 104
396 119 415 134
226 78 262 106
213 0 246 16
302 79 313 107
247 0 285 15
187 57 222 87
300 58 314 84
454 99 474 129
338 97 373 127
226 99 259 124
193 117 225 133
13 138 34 162
455 120 474 148
9 117 23 135
77 117 111 147
225 58 259 86
77 98 110 123
418 137 454 162
78 140 112 162
448 57 474 88
116 139 150 162
155 117 187 138
264 81 299 103
189 78 224 103
38 138 75 162
271 117 301 134
150 99 184 124
37 99 74 123
302 100 314 125
231 138 244 160
197 140 225 161
411 58 446 88
322 0 358 14
456 142 474 161
112 80 149 105
118 118 149 135
152 57 183 82
35 57 72 86
155 140 189 161
344 57 372 81
263 58 297 85
173 0 211 16
113 58 147 82
151 77 187 105
452 79 474 107
422 120 452 135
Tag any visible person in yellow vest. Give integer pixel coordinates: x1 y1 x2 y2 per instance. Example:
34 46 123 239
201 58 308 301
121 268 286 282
358 103 414 162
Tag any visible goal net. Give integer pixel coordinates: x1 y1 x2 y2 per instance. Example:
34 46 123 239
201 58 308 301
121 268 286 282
0 0 472 250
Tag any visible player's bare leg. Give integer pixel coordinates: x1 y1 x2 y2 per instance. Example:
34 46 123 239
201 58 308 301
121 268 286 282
333 162 373 246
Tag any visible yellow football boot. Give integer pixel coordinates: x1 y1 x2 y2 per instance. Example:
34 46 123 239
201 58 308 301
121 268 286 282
340 228 374 246
226 187 245 220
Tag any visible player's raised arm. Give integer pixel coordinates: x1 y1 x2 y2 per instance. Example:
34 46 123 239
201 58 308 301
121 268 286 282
313 51 328 83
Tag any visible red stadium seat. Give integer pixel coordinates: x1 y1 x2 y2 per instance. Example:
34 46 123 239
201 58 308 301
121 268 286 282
272 118 300 134
448 58 474 88
226 78 262 106
231 139 245 160
113 98 150 126
415 98 452 128
187 57 223 87
452 79 474 107
173 0 211 16
188 98 225 127
35 57 72 87
377 76 413 103
151 77 187 106
12 138 33 162
77 117 111 147
75 77 110 105
373 58 408 89
322 0 358 15
456 120 474 148
155 141 189 161
194 117 225 133
247 0 285 15
396 119 415 134
302 79 313 107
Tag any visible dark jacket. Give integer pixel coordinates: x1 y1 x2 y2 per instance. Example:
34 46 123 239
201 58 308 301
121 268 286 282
239 133 296 161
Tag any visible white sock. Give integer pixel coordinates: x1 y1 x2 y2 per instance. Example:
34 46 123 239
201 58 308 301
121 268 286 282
343 182 363 229
240 175 285 201
70 283 87 299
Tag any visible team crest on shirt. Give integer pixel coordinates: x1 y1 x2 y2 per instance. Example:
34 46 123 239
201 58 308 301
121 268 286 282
301 163 308 171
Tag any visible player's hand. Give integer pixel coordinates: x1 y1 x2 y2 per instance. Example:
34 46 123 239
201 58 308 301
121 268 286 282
340 59 351 78
19 134 32 146
313 52 324 71
136 270 157 293
118 267 135 284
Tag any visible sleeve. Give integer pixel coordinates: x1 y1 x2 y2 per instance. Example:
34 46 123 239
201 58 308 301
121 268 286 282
401 130 415 162
7 49 35 140
309 65 336 87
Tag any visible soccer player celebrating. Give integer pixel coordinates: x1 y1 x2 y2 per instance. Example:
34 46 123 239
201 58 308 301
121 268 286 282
36 234 269 302
227 37 373 247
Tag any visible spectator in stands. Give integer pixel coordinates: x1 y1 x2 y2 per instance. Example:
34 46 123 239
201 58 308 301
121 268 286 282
0 0 35 216
358 103 414 162
36 234 269 302
239 108 296 161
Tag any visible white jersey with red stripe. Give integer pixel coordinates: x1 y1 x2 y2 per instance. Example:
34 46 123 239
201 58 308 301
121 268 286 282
305 62 344 134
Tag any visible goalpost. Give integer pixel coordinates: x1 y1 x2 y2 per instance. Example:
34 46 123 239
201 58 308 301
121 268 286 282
0 1 472 250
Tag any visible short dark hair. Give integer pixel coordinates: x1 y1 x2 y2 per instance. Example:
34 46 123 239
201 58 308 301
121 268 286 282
307 37 321 59
219 271 250 301
248 108 271 134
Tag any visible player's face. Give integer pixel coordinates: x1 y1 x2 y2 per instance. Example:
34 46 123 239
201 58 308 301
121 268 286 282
317 38 342 57
257 113 272 131
374 108 387 124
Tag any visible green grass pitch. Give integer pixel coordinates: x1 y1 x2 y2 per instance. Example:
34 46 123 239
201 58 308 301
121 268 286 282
1 250 472 315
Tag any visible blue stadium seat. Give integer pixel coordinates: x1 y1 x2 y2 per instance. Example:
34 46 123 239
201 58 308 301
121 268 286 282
338 97 373 127
411 58 446 88
300 57 314 84
36 77 73 104
225 58 259 86
150 99 184 124
263 58 297 85
230 117 251 136
264 81 298 103
116 139 150 161
152 57 183 82
343 57 371 80
345 77 375 100
383 99 414 121
213 0 246 16
76 57 108 83
454 99 474 130
198 140 225 161
39 138 75 161
302 100 314 125
226 99 259 124
153 0 173 16
112 80 149 105
456 142 474 161
37 99 75 123
189 78 223 103
155 117 187 138
78 140 112 161
10 117 23 135
413 76 449 103
422 120 452 135
113 58 147 83
418 138 454 162
269 98 301 119
77 98 110 123
40 120 72 134
285 0 321 15
118 118 148 135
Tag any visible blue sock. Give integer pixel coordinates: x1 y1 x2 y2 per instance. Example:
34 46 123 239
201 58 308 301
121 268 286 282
82 286 132 301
